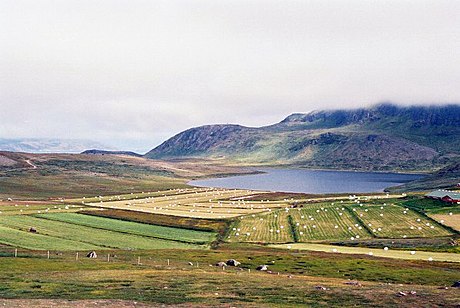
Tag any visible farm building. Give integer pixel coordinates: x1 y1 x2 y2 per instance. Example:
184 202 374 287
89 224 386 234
425 190 460 204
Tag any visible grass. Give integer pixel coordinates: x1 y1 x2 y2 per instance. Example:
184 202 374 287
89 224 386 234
348 203 452 238
227 211 293 243
0 225 102 250
270 243 460 263
430 214 460 232
35 213 216 244
0 215 205 250
80 208 228 233
0 246 459 306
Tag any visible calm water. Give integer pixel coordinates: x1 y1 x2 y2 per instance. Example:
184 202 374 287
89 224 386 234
189 168 424 194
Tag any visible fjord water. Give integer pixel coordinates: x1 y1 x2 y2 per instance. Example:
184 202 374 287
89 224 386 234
189 169 424 194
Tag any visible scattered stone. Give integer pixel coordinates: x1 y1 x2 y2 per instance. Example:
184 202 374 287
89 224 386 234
344 280 362 287
315 286 327 290
256 265 268 271
215 261 227 267
86 251 97 258
188 262 194 266
397 291 407 297
226 259 241 266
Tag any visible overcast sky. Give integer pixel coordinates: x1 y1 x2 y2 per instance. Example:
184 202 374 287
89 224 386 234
1 0 459 152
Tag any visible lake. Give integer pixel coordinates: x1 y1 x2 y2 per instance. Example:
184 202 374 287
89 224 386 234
189 168 424 194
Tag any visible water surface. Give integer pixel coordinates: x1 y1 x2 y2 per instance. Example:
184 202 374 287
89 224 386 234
189 168 424 194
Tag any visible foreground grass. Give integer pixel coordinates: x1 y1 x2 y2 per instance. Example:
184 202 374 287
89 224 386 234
0 247 459 307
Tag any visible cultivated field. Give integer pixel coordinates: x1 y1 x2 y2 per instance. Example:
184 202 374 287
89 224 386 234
0 213 215 250
84 187 286 219
430 214 460 232
227 199 454 244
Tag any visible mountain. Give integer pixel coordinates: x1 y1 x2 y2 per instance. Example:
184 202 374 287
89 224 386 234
0 138 111 154
81 149 142 157
145 103 460 172
388 160 460 192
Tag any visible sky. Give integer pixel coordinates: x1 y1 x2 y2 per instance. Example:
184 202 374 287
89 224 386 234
1 0 459 153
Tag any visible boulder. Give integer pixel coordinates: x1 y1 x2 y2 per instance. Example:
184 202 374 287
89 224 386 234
86 251 97 258
226 259 241 266
256 265 268 271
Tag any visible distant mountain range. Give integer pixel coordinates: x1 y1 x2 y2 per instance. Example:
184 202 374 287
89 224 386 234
0 138 110 154
145 103 460 172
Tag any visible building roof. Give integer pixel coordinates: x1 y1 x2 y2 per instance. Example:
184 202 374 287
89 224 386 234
426 190 460 200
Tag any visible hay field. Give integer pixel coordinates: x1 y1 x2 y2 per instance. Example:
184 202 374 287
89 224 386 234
85 188 286 219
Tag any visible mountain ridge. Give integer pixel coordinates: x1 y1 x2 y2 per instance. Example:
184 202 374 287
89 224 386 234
145 103 460 172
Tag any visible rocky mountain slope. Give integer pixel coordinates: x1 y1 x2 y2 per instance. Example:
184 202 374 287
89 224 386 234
145 103 460 172
0 138 110 154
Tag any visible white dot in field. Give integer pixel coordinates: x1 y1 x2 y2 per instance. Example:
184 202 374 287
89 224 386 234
410 251 416 255
430 226 434 229
416 219 421 222
440 220 444 223
339 213 343 216
312 225 317 228
383 247 389 251
334 225 338 229
287 245 292 249
350 237 355 240
356 235 360 239
269 229 273 232
428 257 433 261
348 227 352 230
280 226 284 229
332 248 337 252
379 213 384 217
403 235 407 238
368 252 373 256
449 212 453 216
380 207 384 210
276 230 280 233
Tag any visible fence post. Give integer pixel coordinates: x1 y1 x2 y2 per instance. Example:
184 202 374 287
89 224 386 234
14 248 17 257
76 252 79 261
167 259 170 266
107 254 110 262
47 251 50 259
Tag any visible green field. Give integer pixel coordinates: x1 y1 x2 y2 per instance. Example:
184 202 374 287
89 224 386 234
0 214 210 250
227 200 454 244
35 212 216 244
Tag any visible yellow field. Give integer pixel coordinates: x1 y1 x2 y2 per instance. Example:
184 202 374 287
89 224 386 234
271 243 460 263
85 188 287 219
430 213 460 232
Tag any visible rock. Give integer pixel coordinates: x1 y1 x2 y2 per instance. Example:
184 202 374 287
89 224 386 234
344 280 362 287
397 291 407 297
452 281 460 288
188 262 194 266
256 265 268 271
86 251 97 258
29 227 37 233
226 259 241 266
215 261 227 267
315 286 327 290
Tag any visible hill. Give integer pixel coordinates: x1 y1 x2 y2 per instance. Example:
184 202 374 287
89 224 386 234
81 149 142 157
145 103 460 172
